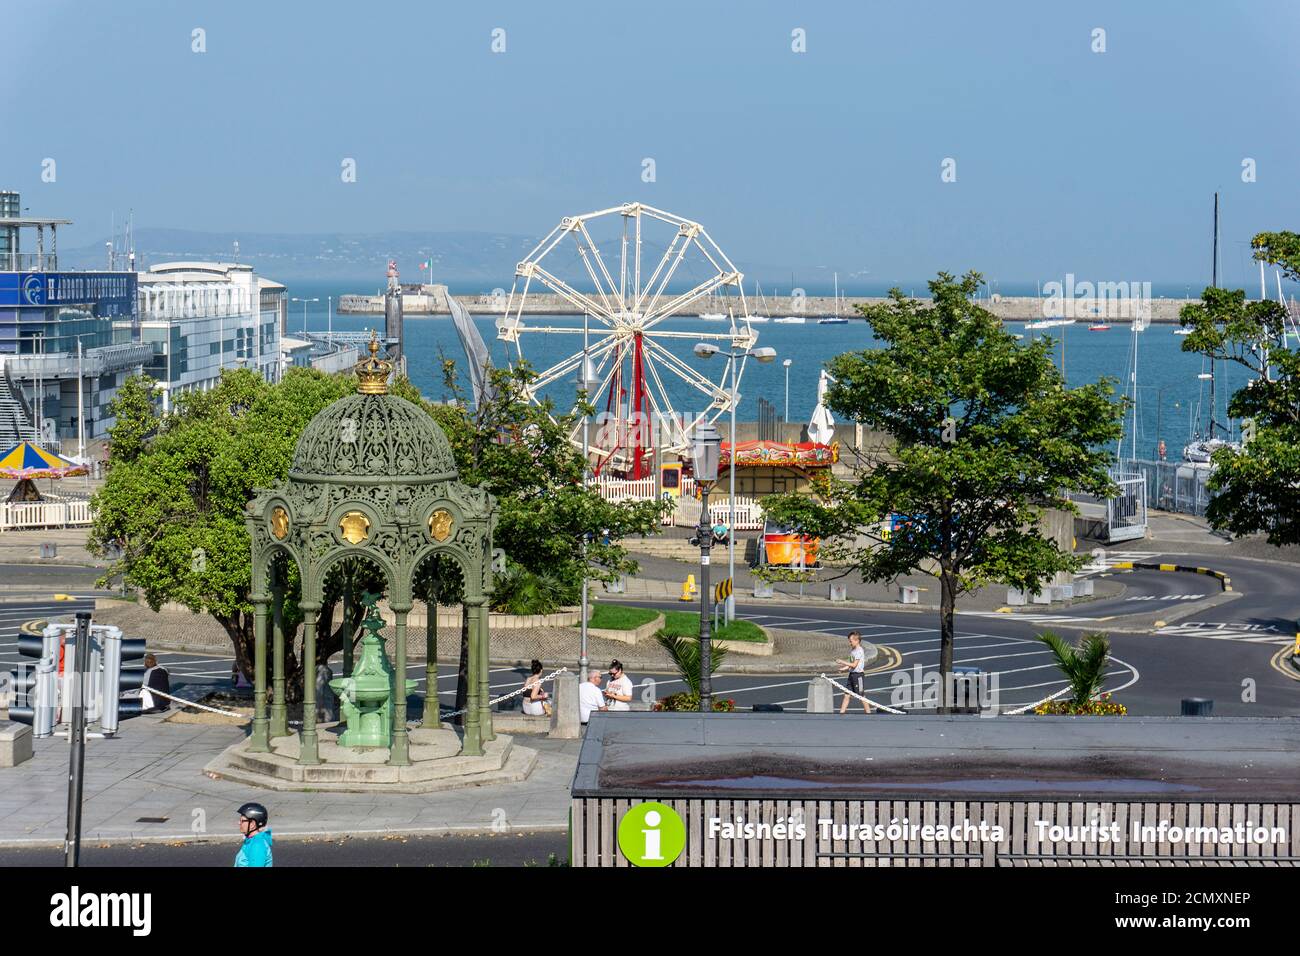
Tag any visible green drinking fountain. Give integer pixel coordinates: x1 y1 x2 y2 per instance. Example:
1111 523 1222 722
330 600 416 749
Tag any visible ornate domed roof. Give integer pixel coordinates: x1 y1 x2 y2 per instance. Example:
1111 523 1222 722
289 392 459 483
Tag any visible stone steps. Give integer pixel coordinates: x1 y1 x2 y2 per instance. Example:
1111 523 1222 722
205 731 539 794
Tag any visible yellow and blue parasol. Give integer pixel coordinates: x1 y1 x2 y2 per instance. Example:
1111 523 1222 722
0 441 87 479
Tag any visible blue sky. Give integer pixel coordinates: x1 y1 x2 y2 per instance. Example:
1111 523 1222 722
4 0 1299 289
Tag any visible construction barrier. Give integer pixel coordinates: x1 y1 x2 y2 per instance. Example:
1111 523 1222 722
1110 561 1232 592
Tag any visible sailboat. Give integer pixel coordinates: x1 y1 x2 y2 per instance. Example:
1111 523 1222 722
1182 194 1241 466
747 282 771 323
819 272 849 324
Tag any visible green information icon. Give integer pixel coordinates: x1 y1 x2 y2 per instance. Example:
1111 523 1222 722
617 802 686 866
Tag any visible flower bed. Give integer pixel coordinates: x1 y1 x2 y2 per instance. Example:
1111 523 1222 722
654 693 736 712
1033 694 1127 716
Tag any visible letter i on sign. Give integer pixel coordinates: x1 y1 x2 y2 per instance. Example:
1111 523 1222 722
642 810 663 861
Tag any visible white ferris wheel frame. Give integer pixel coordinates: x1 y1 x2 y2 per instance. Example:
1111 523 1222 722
496 202 757 459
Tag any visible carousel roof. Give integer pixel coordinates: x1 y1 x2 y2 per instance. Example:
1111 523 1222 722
0 441 87 478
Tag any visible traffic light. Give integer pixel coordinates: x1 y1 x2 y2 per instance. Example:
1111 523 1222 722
8 627 61 735
7 622 147 737
100 630 146 735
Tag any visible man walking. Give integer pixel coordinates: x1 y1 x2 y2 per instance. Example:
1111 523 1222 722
834 632 872 714
578 669 607 725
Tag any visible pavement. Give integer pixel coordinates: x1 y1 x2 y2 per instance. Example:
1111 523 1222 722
1 508 1298 853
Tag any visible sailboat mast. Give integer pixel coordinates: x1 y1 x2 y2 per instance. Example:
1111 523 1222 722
1212 192 1219 289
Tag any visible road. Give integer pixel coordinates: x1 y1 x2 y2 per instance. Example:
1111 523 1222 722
2 552 1297 724
0 831 569 867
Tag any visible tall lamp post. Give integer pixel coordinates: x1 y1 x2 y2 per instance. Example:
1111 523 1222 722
691 421 722 712
290 297 319 335
694 342 778 622
576 340 600 683
782 358 793 422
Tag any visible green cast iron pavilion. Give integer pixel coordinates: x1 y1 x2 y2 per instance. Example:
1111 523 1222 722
243 336 497 764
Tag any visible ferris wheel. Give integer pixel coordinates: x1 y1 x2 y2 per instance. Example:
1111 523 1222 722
496 202 757 478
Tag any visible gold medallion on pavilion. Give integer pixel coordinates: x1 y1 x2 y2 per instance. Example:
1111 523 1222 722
428 508 454 542
270 506 290 540
340 511 371 545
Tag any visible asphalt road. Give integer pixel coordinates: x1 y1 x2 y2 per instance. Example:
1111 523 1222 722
2 553 1297 725
0 831 569 867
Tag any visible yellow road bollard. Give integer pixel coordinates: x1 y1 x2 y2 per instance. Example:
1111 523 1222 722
679 574 697 601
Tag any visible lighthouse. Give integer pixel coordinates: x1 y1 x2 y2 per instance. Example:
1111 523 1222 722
383 259 404 369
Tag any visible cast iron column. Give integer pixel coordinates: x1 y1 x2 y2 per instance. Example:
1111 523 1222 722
390 605 411 766
473 599 494 741
298 601 320 765
270 565 288 738
250 592 270 752
423 593 439 726
463 599 483 756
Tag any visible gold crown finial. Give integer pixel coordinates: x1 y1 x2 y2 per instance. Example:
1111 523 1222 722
355 331 393 394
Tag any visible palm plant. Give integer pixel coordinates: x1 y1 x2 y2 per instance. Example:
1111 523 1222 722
1036 630 1111 707
654 630 728 698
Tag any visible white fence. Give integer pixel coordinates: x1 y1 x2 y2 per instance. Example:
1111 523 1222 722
592 476 763 530
0 499 93 531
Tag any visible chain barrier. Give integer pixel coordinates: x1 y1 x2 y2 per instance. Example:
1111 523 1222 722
1004 685 1075 715
440 666 568 720
143 688 247 719
819 673 908 714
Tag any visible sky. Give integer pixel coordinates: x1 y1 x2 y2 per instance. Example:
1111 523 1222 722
3 0 1299 290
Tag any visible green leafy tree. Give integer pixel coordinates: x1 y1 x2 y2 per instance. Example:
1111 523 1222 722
104 373 160 466
431 358 669 713
1178 264 1299 544
1035 630 1111 707
90 355 667 706
761 272 1124 706
89 367 372 694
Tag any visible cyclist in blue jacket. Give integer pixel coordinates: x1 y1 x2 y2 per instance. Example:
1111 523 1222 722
235 802 273 867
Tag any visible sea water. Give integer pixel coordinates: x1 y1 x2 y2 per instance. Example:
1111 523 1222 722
283 282 1257 461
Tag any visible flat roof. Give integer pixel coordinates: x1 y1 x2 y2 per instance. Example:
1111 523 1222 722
572 713 1300 802
0 217 74 226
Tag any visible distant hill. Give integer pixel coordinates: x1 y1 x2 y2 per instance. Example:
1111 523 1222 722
58 228 540 284
57 227 829 291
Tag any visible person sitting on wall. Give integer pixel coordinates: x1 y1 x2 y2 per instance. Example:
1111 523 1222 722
139 654 171 713
521 659 553 718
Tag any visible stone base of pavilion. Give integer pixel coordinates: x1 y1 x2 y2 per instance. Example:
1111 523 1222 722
204 724 538 794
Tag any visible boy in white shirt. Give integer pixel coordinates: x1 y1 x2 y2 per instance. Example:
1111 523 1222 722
578 670 607 725
603 659 633 712
834 631 872 714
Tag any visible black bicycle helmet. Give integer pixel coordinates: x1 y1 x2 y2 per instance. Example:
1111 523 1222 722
238 802 269 827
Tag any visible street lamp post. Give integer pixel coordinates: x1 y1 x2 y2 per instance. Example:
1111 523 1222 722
691 422 722 712
576 328 600 683
694 342 777 623
290 297 319 336
782 358 792 422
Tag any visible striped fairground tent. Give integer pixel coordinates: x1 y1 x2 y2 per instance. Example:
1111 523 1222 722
0 441 88 479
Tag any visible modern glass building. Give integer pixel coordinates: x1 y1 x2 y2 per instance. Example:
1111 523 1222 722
0 192 149 449
130 262 286 411
1 192 289 451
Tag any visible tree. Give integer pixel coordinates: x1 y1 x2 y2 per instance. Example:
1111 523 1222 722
1178 268 1299 544
104 373 160 466
430 358 669 714
761 272 1124 707
90 359 667 706
1035 631 1111 707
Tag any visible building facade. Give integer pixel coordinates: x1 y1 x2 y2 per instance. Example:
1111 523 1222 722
129 262 286 411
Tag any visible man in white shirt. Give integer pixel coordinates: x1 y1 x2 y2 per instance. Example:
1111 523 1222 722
604 659 633 712
578 670 607 725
